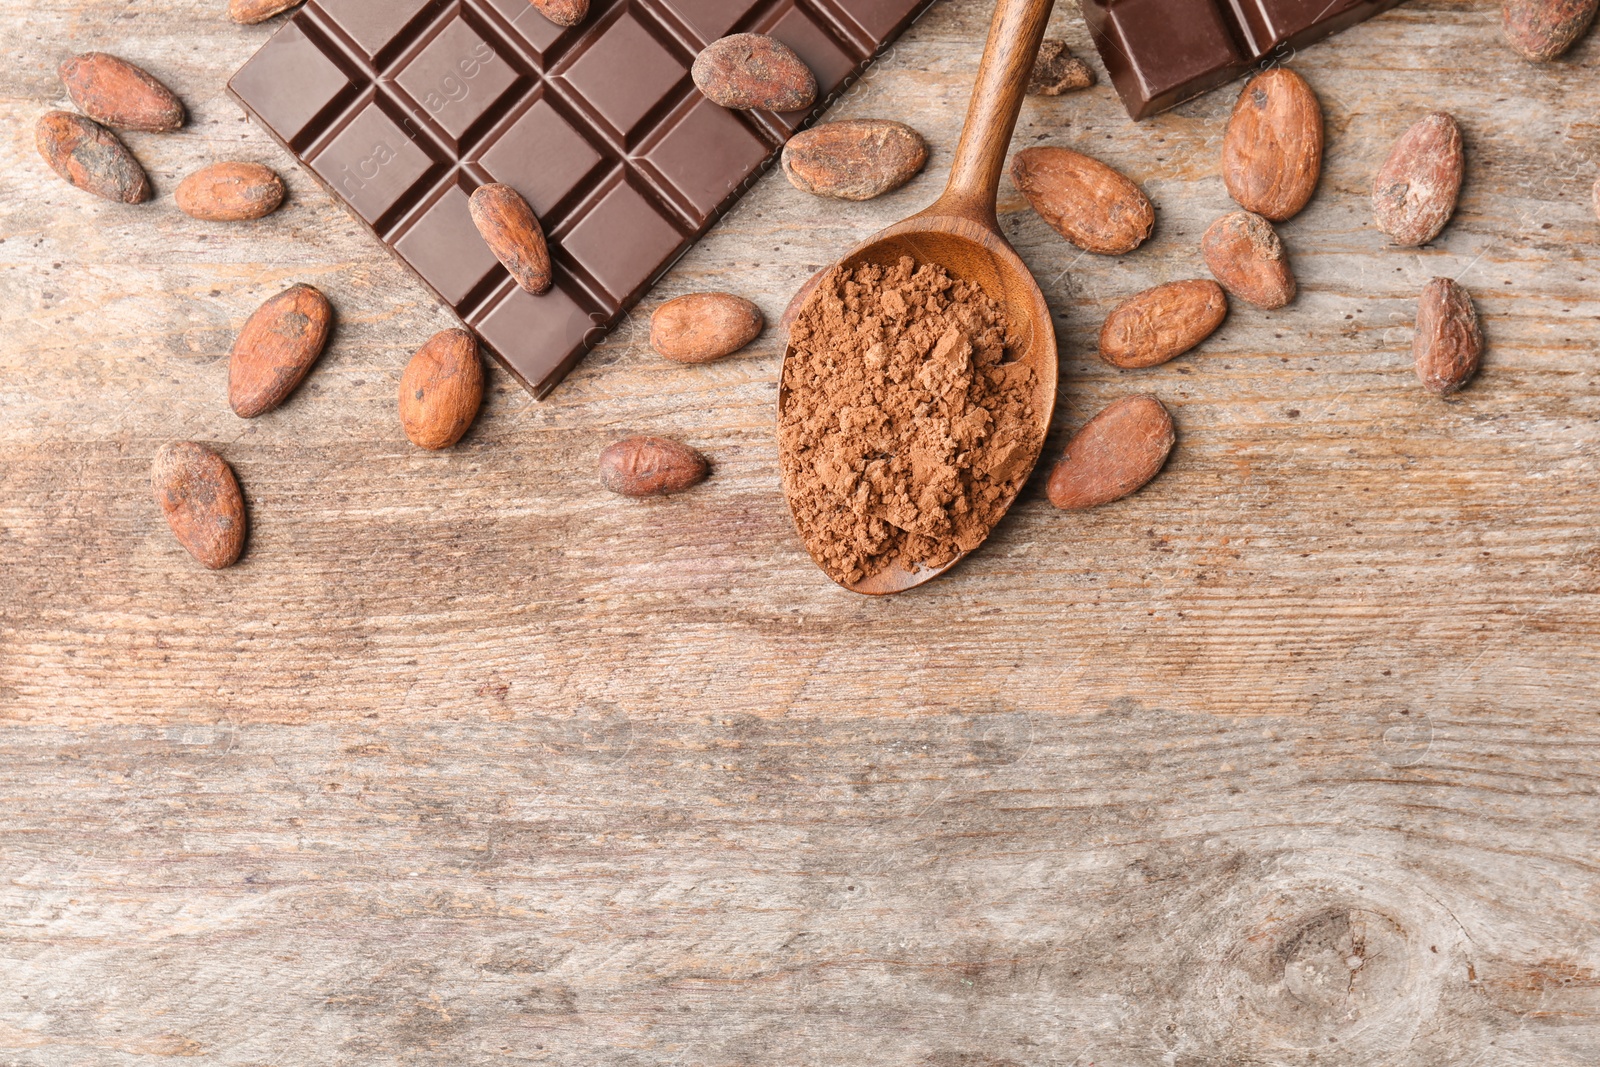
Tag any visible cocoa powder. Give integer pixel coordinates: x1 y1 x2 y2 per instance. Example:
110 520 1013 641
779 256 1040 585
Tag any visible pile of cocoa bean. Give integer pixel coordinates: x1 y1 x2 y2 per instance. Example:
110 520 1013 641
1021 0 1600 512
43 2 684 570
33 41 497 570
39 52 285 218
1004 24 1504 513
35 42 289 571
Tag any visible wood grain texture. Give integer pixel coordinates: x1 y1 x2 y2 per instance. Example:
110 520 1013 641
1 1 1599 1063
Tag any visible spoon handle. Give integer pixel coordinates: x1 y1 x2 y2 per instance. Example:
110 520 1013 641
932 0 1056 229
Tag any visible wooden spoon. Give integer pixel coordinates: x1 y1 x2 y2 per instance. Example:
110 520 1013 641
777 0 1058 595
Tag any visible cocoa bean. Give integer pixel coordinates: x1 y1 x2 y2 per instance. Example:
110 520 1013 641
1099 280 1228 369
151 442 247 570
651 293 764 364
35 111 150 204
693 34 817 112
1047 395 1175 510
1028 39 1095 95
1202 211 1296 310
228 0 304 23
229 284 334 418
600 437 709 497
176 162 285 222
1222 67 1323 222
58 53 184 133
1413 277 1483 396
469 183 552 296
1372 112 1464 246
1010 146 1154 255
782 120 928 201
399 329 484 450
530 0 588 27
1503 0 1599 60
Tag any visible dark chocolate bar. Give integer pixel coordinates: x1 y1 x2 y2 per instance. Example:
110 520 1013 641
229 0 938 398
1082 0 1406 119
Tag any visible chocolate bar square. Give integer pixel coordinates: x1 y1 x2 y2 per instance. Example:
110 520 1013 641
471 94 606 216
392 16 523 145
308 98 442 226
229 22 358 148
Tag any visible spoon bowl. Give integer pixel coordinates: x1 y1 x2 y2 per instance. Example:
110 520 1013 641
778 0 1058 595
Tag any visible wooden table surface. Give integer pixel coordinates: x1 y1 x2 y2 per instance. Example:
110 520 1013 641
4 0 1600 1063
